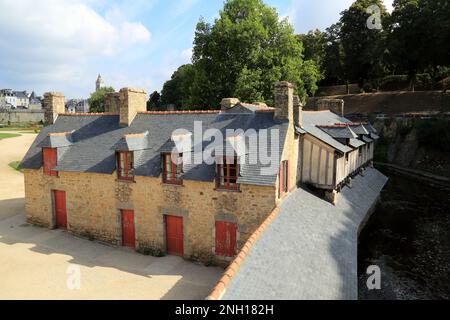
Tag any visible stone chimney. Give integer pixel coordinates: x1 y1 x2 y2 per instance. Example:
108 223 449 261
274 82 295 122
316 99 344 117
104 92 121 113
293 95 303 127
220 98 240 111
119 88 147 126
43 92 65 125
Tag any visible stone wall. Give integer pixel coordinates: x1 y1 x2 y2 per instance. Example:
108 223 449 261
104 92 121 113
119 88 147 126
23 168 276 264
0 109 44 124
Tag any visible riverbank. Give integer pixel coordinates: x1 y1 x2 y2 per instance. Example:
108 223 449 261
358 169 450 299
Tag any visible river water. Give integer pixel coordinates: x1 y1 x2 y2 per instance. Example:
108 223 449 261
358 170 450 299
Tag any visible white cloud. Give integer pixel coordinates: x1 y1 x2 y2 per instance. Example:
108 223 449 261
181 48 193 62
172 0 201 16
0 0 151 95
286 0 394 33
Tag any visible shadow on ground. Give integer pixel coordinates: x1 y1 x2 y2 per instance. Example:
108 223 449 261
0 197 222 300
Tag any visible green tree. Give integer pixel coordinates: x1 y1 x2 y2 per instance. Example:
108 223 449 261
322 23 346 86
162 0 320 108
88 86 115 113
147 91 161 110
339 0 389 87
297 29 326 74
161 64 197 109
387 0 423 91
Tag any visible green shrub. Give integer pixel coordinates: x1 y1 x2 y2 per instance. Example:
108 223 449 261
414 119 450 153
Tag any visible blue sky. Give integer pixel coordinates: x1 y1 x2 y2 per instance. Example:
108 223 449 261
0 0 393 99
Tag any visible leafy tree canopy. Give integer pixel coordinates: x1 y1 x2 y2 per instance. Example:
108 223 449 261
161 0 320 109
88 86 115 113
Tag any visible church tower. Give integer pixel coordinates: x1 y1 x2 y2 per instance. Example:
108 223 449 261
96 74 104 91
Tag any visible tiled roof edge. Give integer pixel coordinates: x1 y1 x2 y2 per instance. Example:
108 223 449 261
58 112 119 116
138 110 220 115
206 206 280 300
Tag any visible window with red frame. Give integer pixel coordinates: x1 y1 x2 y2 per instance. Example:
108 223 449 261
278 160 289 198
117 151 134 181
216 157 239 190
43 147 58 176
162 153 183 185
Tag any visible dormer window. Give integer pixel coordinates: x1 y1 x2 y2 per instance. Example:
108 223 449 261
43 147 58 176
162 153 183 185
117 151 134 181
216 157 239 191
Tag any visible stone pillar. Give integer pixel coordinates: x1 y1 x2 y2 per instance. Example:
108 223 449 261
325 190 338 205
119 88 147 126
274 81 295 122
316 99 344 117
104 92 121 113
220 98 240 111
43 92 65 126
293 95 303 127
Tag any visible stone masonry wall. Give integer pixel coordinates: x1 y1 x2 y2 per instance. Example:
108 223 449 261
0 109 44 124
24 168 276 264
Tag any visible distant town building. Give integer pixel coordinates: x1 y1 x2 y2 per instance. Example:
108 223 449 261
65 99 89 113
96 74 104 91
0 89 42 109
15 91 30 108
0 89 17 108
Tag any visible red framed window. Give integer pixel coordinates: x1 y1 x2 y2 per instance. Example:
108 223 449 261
278 160 289 198
215 221 237 257
43 147 58 176
216 157 239 191
117 151 134 181
162 153 183 185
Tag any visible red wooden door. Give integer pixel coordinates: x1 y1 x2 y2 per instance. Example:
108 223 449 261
215 221 237 257
121 210 135 248
53 190 67 229
165 215 183 256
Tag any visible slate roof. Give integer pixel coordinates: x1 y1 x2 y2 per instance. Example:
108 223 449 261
317 125 358 139
20 111 288 187
349 138 365 148
348 124 369 135
300 111 353 153
300 111 379 153
221 168 388 300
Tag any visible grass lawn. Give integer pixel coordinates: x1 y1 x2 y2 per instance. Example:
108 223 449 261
0 133 21 140
8 161 22 172
0 128 40 133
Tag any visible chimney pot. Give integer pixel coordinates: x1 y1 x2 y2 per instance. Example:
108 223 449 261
293 95 303 127
43 92 65 126
220 98 240 111
119 87 147 126
273 81 295 122
316 99 344 117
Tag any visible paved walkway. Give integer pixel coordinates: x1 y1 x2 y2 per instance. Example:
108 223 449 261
0 132 222 299
222 168 388 300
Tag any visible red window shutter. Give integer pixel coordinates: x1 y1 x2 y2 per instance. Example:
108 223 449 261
117 152 134 180
285 160 289 192
278 162 283 198
43 148 58 176
215 221 237 257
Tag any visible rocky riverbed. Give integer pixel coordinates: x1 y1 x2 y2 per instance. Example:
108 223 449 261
358 170 450 300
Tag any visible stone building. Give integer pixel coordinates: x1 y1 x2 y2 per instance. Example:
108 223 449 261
20 82 378 264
